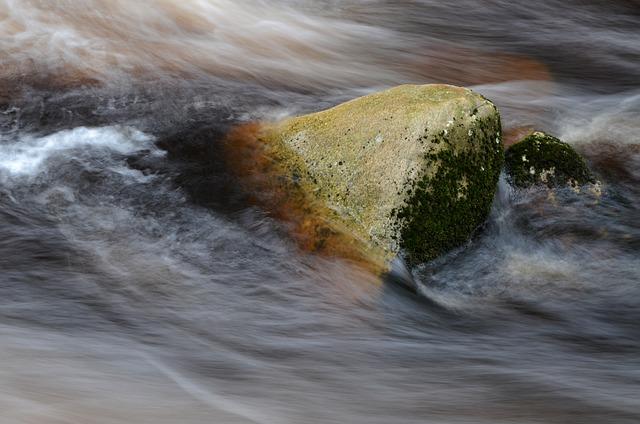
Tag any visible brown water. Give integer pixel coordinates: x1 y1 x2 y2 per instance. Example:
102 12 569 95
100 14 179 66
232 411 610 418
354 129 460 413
1 1 640 423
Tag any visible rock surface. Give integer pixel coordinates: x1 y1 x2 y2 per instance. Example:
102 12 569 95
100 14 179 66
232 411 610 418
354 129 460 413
233 84 503 266
505 131 594 189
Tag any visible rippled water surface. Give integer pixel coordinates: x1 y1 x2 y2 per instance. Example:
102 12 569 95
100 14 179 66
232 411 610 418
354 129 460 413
1 1 639 423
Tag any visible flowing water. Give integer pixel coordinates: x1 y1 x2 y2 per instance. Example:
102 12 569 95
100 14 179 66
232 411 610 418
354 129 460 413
1 1 640 423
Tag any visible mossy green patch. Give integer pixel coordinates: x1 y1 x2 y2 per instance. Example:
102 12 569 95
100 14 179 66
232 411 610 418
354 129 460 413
393 110 503 264
505 132 594 188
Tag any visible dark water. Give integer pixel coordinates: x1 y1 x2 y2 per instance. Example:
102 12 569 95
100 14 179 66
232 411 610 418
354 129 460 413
1 1 639 423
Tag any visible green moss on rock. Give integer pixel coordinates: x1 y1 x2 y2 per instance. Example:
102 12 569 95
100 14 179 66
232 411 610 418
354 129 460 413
505 131 594 188
259 84 504 266
394 113 503 264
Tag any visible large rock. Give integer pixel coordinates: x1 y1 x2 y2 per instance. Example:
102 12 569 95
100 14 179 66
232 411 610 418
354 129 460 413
505 131 594 189
230 84 503 266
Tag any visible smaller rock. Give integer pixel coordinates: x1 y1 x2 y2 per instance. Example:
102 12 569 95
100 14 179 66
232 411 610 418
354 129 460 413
505 132 594 188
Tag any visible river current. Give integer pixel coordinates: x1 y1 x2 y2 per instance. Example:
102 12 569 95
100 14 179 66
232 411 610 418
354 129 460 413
1 1 639 423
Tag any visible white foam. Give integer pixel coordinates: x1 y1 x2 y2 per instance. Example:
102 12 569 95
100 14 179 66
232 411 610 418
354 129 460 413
0 126 157 179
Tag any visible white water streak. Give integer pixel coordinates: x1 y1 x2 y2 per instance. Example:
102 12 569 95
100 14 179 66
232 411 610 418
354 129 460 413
0 0 401 87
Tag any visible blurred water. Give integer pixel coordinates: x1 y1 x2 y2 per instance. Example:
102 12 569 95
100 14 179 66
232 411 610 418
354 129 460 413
1 1 639 423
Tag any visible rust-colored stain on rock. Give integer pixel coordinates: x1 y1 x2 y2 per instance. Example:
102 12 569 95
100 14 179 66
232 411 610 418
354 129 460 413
224 123 388 276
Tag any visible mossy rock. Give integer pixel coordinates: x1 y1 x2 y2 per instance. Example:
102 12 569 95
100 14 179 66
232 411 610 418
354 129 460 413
505 132 594 189
257 84 503 265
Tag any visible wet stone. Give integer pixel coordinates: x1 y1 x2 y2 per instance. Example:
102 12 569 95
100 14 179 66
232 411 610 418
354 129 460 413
505 131 595 189
232 85 504 267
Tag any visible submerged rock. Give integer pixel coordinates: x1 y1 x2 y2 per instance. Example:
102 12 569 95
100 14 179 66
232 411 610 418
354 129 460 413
505 132 594 189
228 84 503 267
